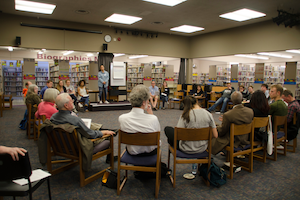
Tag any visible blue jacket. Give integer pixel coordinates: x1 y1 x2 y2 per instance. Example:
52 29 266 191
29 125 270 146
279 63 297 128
98 71 109 88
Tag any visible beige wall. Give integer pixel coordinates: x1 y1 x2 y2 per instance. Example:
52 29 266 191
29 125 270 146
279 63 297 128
190 20 300 58
0 13 190 58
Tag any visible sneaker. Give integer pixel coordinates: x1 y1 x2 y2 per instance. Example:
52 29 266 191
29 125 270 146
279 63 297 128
73 108 78 113
104 100 109 104
85 110 89 112
276 145 284 150
215 112 221 114
163 107 165 110
167 101 169 105
78 103 83 108
99 101 103 104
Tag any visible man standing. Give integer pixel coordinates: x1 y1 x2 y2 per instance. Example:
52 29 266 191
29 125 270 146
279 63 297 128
281 89 300 140
211 91 253 155
40 80 53 99
208 82 235 114
119 85 160 156
98 65 109 104
149 80 159 110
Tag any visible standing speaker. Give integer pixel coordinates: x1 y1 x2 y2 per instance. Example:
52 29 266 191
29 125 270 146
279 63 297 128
103 44 107 51
16 36 21 46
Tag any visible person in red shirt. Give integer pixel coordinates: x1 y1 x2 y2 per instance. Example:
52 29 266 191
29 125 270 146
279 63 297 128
35 88 59 119
22 81 32 97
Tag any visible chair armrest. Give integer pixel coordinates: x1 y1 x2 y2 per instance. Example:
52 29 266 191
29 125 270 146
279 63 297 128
90 134 111 142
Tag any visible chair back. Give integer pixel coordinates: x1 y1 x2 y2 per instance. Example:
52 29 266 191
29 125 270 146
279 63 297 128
46 128 80 160
230 122 253 136
0 152 32 181
253 117 269 129
177 84 182 91
26 103 32 120
118 130 160 146
187 85 193 94
41 115 47 122
273 115 287 133
174 92 184 99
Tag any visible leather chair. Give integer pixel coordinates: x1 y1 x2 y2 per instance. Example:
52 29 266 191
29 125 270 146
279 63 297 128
117 130 161 198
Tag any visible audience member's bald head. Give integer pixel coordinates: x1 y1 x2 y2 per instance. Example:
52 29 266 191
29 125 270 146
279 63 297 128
231 91 243 105
56 93 71 110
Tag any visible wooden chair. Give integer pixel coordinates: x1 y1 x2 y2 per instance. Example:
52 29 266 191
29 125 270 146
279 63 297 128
117 130 161 198
252 117 269 163
176 84 182 92
287 112 298 153
267 115 287 161
207 93 221 109
26 103 37 140
170 91 184 109
34 114 46 141
168 127 212 188
226 101 233 111
3 94 13 110
225 122 253 179
187 85 193 95
46 127 114 187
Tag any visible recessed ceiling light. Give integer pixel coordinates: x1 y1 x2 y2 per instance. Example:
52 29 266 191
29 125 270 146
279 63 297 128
114 53 125 57
63 51 74 56
170 25 204 33
105 13 142 25
8 47 13 52
143 0 186 7
257 52 293 59
129 55 148 59
15 0 56 15
87 53 93 57
38 51 43 54
286 49 300 54
219 8 266 22
235 54 269 60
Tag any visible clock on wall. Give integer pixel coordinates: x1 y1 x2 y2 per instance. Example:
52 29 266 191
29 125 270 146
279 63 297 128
104 35 111 43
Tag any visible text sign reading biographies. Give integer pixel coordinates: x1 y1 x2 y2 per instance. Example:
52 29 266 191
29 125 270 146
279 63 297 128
37 53 98 61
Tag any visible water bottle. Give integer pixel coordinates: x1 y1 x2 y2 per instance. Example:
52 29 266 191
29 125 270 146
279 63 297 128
192 164 197 175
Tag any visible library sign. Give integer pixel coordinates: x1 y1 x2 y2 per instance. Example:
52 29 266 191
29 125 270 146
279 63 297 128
37 53 98 61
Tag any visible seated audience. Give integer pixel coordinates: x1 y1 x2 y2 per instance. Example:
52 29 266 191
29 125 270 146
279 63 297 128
77 80 89 112
194 85 204 97
40 80 53 99
119 85 160 156
35 88 59 119
22 81 32 98
239 85 249 99
160 81 170 110
65 79 77 105
261 84 269 98
50 93 114 154
269 84 288 118
0 145 27 161
246 85 254 101
282 89 300 141
211 91 253 155
165 96 218 154
25 84 41 118
208 82 235 114
149 80 159 110
56 80 66 94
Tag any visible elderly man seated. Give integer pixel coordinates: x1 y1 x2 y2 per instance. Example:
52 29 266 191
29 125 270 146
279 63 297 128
50 93 115 160
211 91 254 155
119 84 161 156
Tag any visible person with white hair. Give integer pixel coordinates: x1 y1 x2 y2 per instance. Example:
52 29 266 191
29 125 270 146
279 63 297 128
211 91 254 155
119 85 160 156
35 88 59 119
25 84 41 118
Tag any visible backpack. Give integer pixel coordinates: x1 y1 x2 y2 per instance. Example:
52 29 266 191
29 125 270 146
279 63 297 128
199 159 227 187
19 109 28 130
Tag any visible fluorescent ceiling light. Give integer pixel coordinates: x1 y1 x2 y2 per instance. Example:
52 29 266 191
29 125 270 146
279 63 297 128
286 49 300 54
129 55 148 59
63 51 74 56
42 48 46 51
114 53 125 57
235 54 269 60
15 0 56 15
143 0 186 7
38 51 43 54
8 47 13 52
170 25 204 33
87 53 93 57
220 8 266 22
257 52 293 59
105 13 142 25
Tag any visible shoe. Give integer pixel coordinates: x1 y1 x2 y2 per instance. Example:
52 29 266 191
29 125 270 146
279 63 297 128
99 101 103 104
78 103 83 108
73 108 78 113
163 107 165 110
215 112 221 114
85 110 89 112
106 155 118 164
276 145 284 150
104 100 109 104
85 104 88 107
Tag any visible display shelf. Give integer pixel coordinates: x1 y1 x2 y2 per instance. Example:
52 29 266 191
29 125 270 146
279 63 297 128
173 72 179 84
49 60 70 87
216 65 231 85
70 64 89 89
264 64 285 85
199 73 209 84
151 65 165 88
192 73 198 84
127 64 144 91
238 64 255 87
35 62 49 91
2 60 23 96
295 63 300 100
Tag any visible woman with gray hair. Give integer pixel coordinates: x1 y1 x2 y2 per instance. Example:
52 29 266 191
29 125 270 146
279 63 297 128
25 84 41 118
35 88 59 119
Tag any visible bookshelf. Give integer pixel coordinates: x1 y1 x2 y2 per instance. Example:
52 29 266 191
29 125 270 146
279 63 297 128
192 73 198 84
0 61 2 93
238 64 255 87
199 73 209 84
151 65 165 88
2 60 23 97
264 64 285 85
49 60 70 87
296 63 300 100
173 72 179 84
35 62 49 91
70 63 89 90
216 65 231 85
127 64 144 91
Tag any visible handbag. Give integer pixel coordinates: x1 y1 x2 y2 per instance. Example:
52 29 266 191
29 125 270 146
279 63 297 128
102 169 118 189
199 159 227 187
267 115 273 155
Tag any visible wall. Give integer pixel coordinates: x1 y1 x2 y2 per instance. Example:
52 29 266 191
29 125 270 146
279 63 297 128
190 20 300 58
192 59 226 74
0 13 190 58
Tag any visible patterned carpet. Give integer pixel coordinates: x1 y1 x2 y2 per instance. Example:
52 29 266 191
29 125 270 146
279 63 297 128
1 105 300 200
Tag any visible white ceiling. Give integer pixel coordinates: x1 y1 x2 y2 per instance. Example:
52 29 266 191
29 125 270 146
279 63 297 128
1 0 300 36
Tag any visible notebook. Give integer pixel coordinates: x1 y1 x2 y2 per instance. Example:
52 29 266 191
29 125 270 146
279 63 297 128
81 118 92 128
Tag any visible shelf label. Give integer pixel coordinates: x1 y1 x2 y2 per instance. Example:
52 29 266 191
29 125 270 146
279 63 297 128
89 75 98 80
143 76 152 81
254 78 264 84
230 78 238 83
24 74 36 80
284 79 296 85
58 75 69 80
165 77 174 81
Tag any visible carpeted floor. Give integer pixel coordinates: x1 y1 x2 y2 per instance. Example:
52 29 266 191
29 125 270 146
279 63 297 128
0 105 300 200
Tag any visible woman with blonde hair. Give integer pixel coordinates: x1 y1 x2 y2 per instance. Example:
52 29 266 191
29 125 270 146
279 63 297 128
35 88 59 119
56 80 66 94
